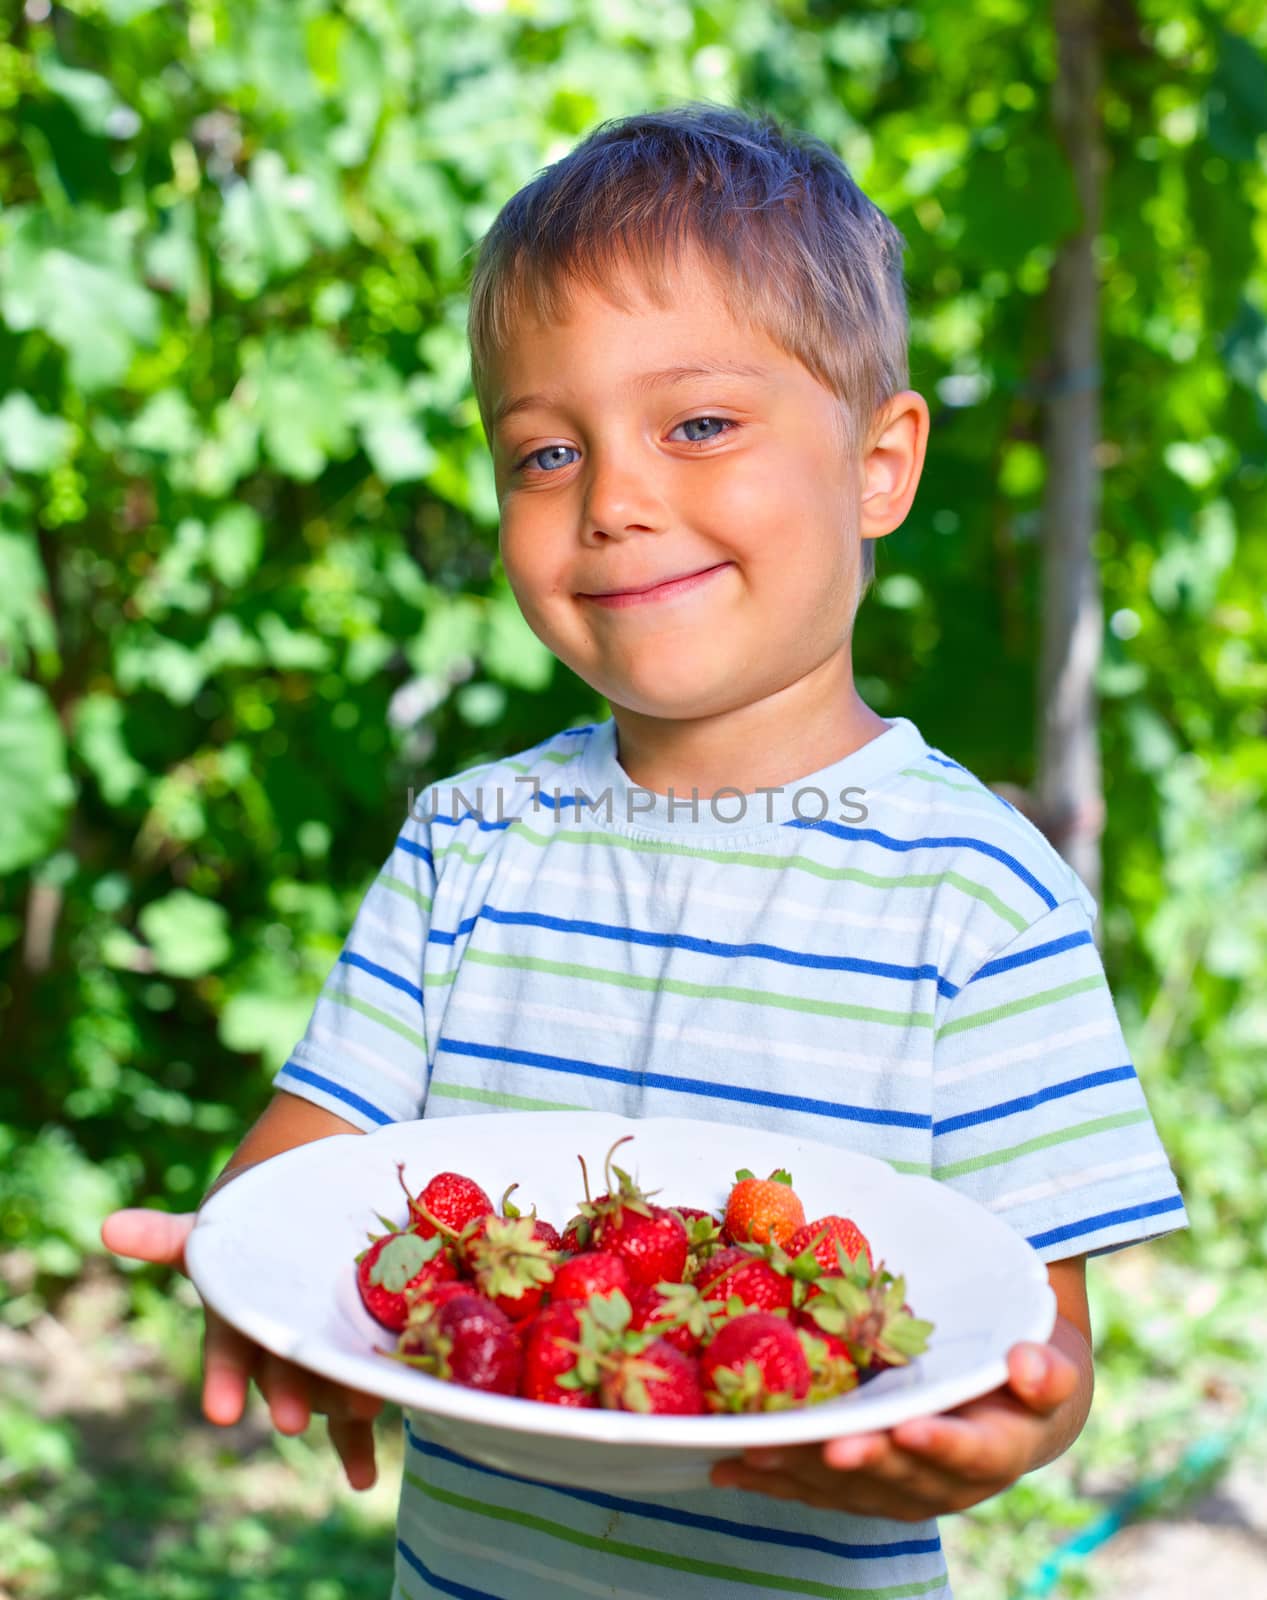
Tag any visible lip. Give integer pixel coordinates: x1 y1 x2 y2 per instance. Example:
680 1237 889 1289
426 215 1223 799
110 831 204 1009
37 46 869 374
579 562 733 608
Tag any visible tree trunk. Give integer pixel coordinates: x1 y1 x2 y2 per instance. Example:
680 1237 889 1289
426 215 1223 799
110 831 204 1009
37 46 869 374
1037 0 1107 938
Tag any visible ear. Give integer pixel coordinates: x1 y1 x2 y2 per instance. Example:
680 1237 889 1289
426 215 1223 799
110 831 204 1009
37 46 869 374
858 391 930 543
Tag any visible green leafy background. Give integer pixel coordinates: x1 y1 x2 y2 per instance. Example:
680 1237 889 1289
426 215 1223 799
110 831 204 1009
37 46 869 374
2 1 1265 1595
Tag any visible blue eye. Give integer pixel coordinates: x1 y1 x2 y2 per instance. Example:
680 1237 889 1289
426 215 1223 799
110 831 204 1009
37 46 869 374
514 417 736 474
676 416 731 444
519 444 578 474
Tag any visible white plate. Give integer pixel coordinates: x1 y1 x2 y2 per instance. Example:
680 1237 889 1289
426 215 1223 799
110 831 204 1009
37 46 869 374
186 1110 1055 1492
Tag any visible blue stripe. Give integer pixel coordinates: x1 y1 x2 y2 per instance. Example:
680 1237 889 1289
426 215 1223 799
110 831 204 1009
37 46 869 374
395 833 434 868
784 820 1059 911
925 751 1014 812
435 1038 932 1131
1028 1193 1186 1251
429 905 957 997
405 1426 942 1563
968 930 1094 983
341 951 424 1008
932 1065 1138 1137
429 808 516 833
277 1062 394 1126
397 1538 503 1599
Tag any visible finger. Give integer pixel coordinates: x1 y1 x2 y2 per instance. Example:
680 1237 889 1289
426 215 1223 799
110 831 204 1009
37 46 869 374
306 1375 385 1423
202 1310 257 1426
329 1417 378 1491
889 1412 1027 1483
1006 1342 1080 1415
101 1208 196 1272
257 1352 314 1435
821 1433 889 1472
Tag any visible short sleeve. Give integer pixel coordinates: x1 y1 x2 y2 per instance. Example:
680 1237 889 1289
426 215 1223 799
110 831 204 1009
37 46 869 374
273 807 435 1130
932 897 1188 1263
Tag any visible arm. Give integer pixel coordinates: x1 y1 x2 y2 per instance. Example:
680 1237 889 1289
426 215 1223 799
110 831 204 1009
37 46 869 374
101 1090 382 1490
202 1088 366 1203
711 1253 1094 1519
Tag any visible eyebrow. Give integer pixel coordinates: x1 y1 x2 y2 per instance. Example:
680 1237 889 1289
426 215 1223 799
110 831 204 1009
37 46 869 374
491 360 769 429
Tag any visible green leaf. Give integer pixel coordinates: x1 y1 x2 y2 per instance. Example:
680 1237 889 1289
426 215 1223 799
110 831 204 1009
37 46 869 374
0 207 161 391
206 505 263 587
0 677 74 873
72 694 147 806
0 531 57 667
137 890 231 979
0 393 77 473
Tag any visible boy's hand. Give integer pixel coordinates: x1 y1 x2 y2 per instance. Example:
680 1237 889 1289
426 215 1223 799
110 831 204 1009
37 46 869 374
710 1332 1090 1519
101 1207 384 1492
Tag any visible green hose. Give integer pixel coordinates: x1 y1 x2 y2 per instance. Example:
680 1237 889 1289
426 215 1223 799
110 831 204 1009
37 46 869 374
1012 1380 1267 1598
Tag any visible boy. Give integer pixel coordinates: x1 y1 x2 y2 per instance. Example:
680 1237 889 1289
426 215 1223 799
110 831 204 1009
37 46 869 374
104 102 1187 1598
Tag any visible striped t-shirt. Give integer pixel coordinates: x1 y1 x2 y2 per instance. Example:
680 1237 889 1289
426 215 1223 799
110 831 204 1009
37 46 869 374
276 713 1187 1600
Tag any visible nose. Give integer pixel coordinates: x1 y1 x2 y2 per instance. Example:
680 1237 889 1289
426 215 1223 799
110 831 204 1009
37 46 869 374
581 447 666 542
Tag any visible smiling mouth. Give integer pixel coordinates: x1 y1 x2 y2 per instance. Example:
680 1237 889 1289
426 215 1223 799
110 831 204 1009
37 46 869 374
579 563 732 599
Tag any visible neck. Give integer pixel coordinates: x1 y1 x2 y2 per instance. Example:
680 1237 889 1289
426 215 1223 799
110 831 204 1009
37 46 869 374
608 655 891 800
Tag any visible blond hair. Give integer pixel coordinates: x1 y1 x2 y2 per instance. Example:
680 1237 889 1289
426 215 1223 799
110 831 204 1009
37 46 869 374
466 100 910 598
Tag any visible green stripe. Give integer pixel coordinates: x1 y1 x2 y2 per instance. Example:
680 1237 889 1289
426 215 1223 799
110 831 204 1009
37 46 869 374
428 949 933 1029
937 976 1104 1038
428 1080 588 1114
432 822 1028 932
379 874 432 913
403 1471 945 1599
330 991 426 1051
935 1109 1150 1179
899 766 981 796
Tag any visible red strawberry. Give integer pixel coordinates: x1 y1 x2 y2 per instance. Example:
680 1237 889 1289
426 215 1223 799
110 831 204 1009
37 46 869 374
723 1168 806 1248
408 1167 494 1242
356 1230 457 1332
496 1182 563 1252
797 1260 933 1373
699 1311 811 1413
786 1215 873 1276
668 1205 724 1270
519 1302 598 1407
568 1138 688 1289
694 1246 795 1316
551 1251 632 1305
598 1337 704 1415
461 1215 558 1323
798 1325 860 1402
394 1291 521 1395
628 1281 716 1356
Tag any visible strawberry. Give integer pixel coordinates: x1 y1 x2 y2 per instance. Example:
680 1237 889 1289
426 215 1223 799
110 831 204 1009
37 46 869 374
700 1311 811 1413
598 1338 704 1415
407 1167 494 1242
628 1280 716 1356
723 1168 806 1248
497 1182 563 1252
519 1302 597 1407
668 1205 725 1273
798 1259 933 1373
355 1229 456 1332
461 1214 558 1323
393 1290 521 1395
567 1137 688 1289
798 1325 860 1402
786 1215 873 1276
694 1245 795 1316
551 1251 632 1305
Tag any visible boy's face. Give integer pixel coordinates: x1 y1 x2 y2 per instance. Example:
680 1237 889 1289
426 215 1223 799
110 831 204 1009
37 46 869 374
486 252 875 725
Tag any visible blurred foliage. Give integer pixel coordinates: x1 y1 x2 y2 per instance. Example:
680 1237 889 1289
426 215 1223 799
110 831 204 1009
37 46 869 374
1 0 1265 1593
